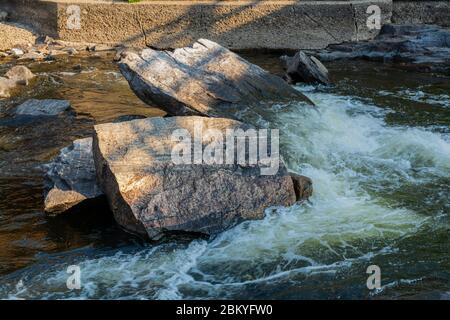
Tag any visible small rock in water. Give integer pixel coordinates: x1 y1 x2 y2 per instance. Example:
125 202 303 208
0 77 15 98
5 65 35 85
65 47 78 55
44 137 104 214
0 66 34 97
44 36 54 45
47 49 69 60
72 64 82 71
282 51 331 85
18 51 45 61
10 48 24 57
48 49 68 57
290 173 313 202
15 99 72 116
0 11 8 22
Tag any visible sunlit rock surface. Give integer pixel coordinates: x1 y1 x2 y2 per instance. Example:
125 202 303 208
0 66 35 98
281 51 331 85
93 116 298 239
118 39 314 119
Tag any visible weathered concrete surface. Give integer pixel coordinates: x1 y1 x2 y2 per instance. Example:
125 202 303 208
0 66 35 98
119 39 314 118
93 116 297 239
0 0 392 50
290 173 313 202
392 1 450 27
0 22 37 51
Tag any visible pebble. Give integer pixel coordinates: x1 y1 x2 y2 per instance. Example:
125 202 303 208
10 48 24 57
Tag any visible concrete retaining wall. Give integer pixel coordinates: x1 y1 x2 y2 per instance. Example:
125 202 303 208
1 0 395 50
5 1 450 50
392 1 450 27
8 0 448 50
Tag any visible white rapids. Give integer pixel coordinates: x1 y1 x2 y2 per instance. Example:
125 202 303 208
2 85 449 300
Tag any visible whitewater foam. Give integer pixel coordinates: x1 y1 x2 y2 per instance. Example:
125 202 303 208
1 85 448 299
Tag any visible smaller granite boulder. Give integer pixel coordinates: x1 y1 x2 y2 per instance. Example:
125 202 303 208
0 11 8 22
282 51 331 85
15 99 72 116
44 137 104 214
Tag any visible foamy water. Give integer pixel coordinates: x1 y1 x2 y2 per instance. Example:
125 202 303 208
1 84 449 299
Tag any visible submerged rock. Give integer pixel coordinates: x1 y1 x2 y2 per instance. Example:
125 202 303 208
318 24 450 74
18 51 45 61
44 137 104 214
118 39 314 119
0 77 15 98
281 51 331 85
93 116 298 239
15 99 72 116
290 174 313 202
0 22 36 52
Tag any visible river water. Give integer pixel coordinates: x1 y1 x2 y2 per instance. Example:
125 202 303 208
0 52 448 299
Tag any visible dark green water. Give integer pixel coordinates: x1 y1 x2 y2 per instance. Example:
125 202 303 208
0 52 448 299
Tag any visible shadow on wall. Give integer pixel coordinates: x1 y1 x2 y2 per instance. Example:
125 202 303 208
24 0 388 50
0 0 59 37
110 1 365 50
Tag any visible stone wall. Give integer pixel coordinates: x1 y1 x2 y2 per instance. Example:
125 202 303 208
1 0 448 50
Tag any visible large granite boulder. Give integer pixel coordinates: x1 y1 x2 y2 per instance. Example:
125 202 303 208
44 137 104 214
93 116 299 239
118 39 314 119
